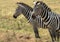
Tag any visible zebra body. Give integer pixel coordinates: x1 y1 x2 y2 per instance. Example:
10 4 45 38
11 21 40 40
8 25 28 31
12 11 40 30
32 1 60 42
42 11 60 31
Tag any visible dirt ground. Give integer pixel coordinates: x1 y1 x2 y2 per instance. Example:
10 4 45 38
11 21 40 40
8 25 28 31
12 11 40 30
0 29 52 42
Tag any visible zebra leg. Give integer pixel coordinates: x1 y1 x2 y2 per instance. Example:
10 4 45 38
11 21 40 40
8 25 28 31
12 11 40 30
51 28 56 41
56 31 59 42
48 29 55 42
33 25 40 38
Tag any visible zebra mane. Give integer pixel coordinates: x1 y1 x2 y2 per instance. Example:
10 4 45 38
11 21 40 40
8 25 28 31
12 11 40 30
17 2 33 11
36 1 51 11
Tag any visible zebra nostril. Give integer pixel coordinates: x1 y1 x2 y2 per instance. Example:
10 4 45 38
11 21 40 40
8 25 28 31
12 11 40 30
13 15 17 18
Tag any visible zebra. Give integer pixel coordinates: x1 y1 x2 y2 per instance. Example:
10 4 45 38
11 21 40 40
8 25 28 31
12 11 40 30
13 2 47 38
31 1 60 42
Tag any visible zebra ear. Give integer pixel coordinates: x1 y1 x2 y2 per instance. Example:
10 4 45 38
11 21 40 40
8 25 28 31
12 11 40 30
16 2 21 6
37 2 40 5
16 2 20 4
16 2 23 5
16 2 24 7
33 1 36 5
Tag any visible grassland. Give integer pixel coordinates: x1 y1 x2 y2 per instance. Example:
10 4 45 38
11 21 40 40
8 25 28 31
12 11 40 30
0 0 60 42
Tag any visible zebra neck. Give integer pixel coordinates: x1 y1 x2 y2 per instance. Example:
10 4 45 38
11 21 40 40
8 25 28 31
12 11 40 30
41 10 46 18
42 10 49 22
42 10 51 25
23 10 30 20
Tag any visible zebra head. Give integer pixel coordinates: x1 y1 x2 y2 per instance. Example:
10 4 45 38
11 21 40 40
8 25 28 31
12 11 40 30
13 2 33 18
13 3 24 18
32 1 51 17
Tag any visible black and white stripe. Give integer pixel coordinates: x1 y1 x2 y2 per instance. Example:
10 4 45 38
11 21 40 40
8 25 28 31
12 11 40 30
13 2 47 38
32 1 60 42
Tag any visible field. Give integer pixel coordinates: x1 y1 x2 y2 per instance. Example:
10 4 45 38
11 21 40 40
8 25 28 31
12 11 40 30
0 0 60 42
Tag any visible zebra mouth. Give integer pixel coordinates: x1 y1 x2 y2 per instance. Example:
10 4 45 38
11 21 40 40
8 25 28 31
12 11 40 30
13 15 17 18
32 15 36 19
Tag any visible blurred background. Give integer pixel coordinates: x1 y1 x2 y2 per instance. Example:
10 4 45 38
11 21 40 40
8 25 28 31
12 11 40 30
0 0 60 42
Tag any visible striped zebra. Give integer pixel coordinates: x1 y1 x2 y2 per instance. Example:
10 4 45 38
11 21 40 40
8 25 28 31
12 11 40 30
31 1 60 42
13 2 47 38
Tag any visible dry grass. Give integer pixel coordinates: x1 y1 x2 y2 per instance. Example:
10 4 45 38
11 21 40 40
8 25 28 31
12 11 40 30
0 0 60 42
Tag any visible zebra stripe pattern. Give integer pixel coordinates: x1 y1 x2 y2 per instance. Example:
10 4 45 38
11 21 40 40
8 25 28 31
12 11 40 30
13 2 47 38
32 1 60 42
